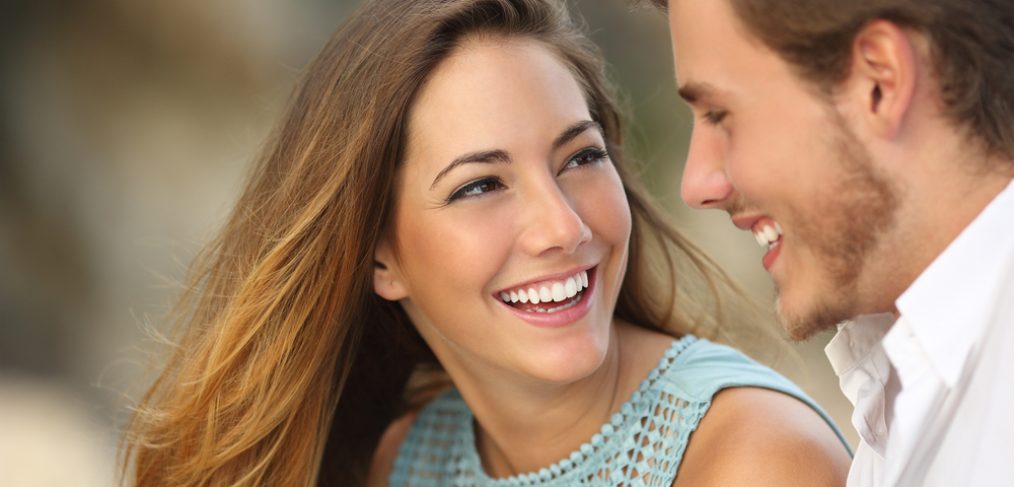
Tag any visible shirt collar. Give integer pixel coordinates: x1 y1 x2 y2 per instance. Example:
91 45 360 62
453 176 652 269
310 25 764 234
825 314 894 379
825 314 896 455
894 178 1014 387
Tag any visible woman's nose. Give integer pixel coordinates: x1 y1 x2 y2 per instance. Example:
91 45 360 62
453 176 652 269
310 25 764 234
519 185 591 257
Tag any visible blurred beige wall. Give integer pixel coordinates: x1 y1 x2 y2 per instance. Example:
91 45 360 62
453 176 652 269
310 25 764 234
0 1 854 484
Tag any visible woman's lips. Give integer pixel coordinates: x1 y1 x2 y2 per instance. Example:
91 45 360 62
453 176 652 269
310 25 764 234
497 267 596 328
497 269 589 307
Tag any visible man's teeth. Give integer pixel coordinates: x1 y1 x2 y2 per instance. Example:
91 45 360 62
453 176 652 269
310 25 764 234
499 270 589 305
753 222 783 250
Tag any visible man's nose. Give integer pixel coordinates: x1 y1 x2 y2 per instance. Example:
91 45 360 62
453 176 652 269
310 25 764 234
680 131 734 209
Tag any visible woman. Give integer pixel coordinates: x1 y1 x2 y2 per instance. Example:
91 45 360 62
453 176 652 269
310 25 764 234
123 0 851 485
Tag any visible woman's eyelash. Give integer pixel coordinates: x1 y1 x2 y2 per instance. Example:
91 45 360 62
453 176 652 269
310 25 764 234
446 176 505 203
444 147 608 204
564 147 609 169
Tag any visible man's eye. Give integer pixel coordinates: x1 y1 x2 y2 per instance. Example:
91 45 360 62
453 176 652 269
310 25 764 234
703 109 728 125
447 177 505 202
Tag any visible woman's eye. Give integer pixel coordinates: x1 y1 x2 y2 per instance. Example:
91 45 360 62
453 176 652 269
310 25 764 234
562 147 609 171
447 177 505 202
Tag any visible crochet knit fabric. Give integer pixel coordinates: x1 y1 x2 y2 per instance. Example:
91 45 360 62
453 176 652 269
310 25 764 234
389 335 846 486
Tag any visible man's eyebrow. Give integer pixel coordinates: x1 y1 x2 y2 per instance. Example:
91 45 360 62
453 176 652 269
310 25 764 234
677 81 716 104
428 120 603 190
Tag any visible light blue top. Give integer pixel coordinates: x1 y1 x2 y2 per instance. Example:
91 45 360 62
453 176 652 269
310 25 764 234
390 335 850 486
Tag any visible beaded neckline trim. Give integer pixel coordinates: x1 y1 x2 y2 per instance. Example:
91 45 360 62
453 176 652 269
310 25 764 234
462 335 698 485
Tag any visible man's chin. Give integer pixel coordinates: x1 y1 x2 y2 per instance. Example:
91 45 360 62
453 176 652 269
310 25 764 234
775 297 850 341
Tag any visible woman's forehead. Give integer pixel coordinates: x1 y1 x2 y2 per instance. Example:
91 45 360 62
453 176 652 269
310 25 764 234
405 37 591 167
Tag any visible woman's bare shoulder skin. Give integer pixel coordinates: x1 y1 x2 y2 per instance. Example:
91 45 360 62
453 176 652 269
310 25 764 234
673 387 851 487
366 411 419 487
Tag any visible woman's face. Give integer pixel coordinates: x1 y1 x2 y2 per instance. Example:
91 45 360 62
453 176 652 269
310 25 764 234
374 36 631 385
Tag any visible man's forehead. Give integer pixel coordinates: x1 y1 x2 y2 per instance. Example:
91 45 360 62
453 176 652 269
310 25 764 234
666 0 767 51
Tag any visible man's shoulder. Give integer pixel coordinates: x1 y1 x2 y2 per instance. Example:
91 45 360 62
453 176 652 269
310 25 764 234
902 277 1014 484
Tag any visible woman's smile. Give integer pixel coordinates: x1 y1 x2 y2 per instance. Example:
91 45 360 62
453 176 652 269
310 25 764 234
495 266 596 327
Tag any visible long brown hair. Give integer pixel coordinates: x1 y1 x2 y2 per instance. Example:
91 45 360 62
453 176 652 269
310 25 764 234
122 0 746 485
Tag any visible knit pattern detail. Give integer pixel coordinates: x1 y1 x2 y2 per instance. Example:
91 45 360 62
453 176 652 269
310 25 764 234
390 336 706 486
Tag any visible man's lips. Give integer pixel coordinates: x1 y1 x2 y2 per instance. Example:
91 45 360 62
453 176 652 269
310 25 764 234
761 238 782 270
731 214 783 269
731 214 763 231
751 219 782 251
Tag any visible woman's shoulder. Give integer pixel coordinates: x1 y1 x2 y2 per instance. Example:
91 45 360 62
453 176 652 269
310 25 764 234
609 328 850 486
657 337 791 399
366 388 467 486
367 411 418 487
618 326 832 419
673 386 851 486
629 335 850 485
651 336 850 485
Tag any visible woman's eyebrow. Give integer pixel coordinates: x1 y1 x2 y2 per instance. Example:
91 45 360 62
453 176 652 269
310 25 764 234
429 119 602 190
429 149 511 190
552 120 602 151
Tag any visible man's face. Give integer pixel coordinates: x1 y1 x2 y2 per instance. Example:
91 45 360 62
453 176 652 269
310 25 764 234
667 0 900 339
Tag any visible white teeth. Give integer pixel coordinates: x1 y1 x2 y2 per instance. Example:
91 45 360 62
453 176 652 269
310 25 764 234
551 282 565 302
501 269 591 307
752 222 783 251
564 277 577 298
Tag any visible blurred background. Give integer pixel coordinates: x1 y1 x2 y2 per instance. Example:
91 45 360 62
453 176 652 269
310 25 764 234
0 0 853 484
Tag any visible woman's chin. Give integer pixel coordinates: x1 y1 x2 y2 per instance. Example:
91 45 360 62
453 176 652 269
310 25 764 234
516 333 611 385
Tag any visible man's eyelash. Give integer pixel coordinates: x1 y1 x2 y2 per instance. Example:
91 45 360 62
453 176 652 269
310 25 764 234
703 109 728 125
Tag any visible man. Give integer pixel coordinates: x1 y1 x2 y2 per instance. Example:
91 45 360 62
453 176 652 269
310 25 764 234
650 0 1014 485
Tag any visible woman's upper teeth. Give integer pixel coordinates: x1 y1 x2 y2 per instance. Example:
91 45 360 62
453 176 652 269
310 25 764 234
499 270 589 304
753 222 783 250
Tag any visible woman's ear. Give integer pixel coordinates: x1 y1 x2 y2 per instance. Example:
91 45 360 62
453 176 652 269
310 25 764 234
373 238 408 301
844 20 918 139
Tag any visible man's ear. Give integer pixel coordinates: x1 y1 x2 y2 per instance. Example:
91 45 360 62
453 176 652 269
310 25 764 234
844 20 918 139
373 237 408 301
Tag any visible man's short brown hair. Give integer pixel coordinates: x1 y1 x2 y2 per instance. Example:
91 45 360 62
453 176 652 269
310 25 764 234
654 0 1014 162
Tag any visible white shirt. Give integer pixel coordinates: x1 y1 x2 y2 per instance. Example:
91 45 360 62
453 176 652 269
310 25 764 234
825 178 1014 486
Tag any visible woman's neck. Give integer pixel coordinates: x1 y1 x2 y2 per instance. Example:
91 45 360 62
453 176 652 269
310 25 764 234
446 323 675 478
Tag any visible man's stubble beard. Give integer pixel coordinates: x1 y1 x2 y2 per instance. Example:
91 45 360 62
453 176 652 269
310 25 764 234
777 116 900 341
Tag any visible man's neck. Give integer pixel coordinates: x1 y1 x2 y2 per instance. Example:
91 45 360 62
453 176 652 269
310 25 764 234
860 135 1014 316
